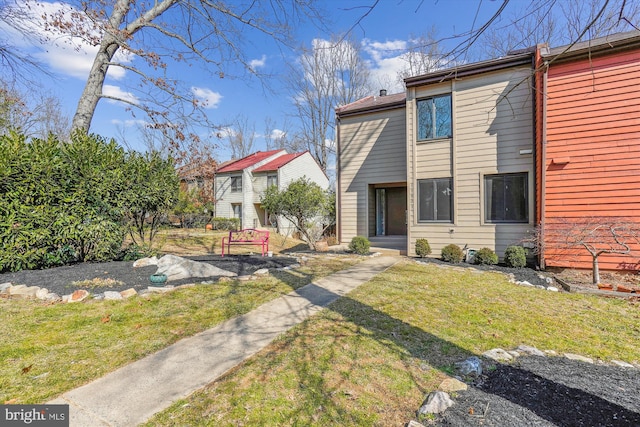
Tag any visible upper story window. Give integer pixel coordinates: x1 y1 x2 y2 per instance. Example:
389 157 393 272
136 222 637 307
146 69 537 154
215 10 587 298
230 175 242 192
418 178 453 222
417 94 452 141
484 172 528 223
267 173 278 188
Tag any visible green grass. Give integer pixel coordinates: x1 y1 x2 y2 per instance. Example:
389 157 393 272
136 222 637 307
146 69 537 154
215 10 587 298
146 260 640 426
0 255 361 404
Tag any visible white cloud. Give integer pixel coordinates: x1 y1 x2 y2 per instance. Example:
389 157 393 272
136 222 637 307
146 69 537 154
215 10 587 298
250 55 267 70
191 86 223 109
102 85 139 105
111 119 147 127
270 129 286 140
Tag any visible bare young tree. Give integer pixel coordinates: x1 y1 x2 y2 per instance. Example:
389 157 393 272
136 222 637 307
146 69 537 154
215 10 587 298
396 30 451 85
10 0 324 157
526 217 640 284
288 34 371 172
263 117 292 151
220 114 257 159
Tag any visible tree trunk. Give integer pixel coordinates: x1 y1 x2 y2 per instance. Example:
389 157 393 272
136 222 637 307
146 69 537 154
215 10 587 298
592 256 600 284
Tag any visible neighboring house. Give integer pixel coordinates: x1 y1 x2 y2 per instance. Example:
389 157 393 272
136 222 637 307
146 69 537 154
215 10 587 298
537 30 640 271
215 150 328 232
177 159 217 195
337 51 537 258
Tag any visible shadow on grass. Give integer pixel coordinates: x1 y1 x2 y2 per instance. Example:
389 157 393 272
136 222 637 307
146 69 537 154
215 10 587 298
265 282 640 426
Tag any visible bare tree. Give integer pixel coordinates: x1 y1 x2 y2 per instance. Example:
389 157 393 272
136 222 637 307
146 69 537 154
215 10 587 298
525 217 640 284
0 81 71 139
10 0 324 157
288 34 371 172
479 0 640 58
264 117 291 151
396 30 452 85
220 114 257 159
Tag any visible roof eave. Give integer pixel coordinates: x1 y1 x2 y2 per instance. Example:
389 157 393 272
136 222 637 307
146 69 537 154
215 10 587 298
336 100 406 118
542 31 640 62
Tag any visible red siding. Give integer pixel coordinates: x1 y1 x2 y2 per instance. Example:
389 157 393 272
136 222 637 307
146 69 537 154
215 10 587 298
544 49 640 270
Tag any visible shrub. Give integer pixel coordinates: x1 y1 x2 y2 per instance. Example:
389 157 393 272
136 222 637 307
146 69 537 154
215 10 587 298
441 244 464 263
349 236 370 255
504 245 527 268
474 247 498 265
326 235 339 246
211 217 241 231
415 239 432 257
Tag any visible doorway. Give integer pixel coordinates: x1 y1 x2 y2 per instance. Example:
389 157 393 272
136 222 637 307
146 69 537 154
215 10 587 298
374 187 407 236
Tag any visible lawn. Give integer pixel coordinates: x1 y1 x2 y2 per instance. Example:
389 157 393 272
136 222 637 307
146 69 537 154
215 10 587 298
145 260 640 427
0 253 361 404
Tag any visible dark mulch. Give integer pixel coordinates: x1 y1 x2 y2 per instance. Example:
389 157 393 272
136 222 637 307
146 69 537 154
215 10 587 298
0 255 298 296
433 356 640 427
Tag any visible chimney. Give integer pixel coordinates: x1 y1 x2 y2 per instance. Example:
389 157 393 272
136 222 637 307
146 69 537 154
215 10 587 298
379 89 387 97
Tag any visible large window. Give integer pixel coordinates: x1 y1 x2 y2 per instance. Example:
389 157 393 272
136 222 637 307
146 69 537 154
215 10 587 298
484 173 528 223
230 175 242 192
418 178 453 222
417 94 452 140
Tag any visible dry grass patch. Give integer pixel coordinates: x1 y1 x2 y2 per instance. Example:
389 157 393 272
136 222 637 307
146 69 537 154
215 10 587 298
147 260 640 426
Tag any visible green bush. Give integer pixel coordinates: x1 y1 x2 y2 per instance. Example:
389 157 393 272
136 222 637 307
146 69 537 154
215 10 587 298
504 245 527 268
441 244 464 263
415 239 432 257
211 217 241 231
474 247 498 265
349 236 370 255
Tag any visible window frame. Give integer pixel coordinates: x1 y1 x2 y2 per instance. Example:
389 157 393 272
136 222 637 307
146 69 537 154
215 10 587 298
483 172 529 224
416 93 453 141
266 173 278 188
417 177 453 223
230 175 242 192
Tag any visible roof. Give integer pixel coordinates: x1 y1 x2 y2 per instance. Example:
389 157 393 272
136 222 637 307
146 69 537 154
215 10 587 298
177 159 217 180
215 150 284 173
336 92 406 117
404 51 534 88
542 30 640 61
252 152 307 172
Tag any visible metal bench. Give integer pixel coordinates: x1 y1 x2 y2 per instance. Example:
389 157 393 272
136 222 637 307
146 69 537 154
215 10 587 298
221 229 270 257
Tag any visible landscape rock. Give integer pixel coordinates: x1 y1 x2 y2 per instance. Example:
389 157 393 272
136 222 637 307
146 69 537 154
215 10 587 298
104 291 123 301
455 356 482 377
253 268 269 276
547 286 559 292
156 255 236 281
407 421 426 427
133 256 159 267
516 280 534 287
237 275 255 282
34 287 48 298
146 286 175 293
120 288 137 299
516 345 546 357
92 294 104 301
0 282 12 293
483 348 513 362
545 350 558 356
69 289 90 302
44 293 60 302
418 391 454 415
439 377 468 392
62 295 71 303
564 353 594 364
10 285 40 299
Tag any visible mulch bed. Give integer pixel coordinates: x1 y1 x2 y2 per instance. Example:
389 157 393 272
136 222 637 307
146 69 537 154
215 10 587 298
0 255 299 297
433 356 640 427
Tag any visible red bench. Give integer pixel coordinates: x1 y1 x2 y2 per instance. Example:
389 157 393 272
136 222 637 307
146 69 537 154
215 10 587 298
221 229 270 257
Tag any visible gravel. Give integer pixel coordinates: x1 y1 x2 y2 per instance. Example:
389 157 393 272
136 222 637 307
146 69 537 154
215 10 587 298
0 254 299 296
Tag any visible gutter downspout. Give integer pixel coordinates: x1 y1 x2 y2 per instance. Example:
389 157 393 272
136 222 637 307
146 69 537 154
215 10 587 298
540 65 548 270
336 114 342 244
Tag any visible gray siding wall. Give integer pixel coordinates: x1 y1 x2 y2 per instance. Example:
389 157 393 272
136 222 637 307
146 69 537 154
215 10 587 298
407 67 535 257
338 107 407 242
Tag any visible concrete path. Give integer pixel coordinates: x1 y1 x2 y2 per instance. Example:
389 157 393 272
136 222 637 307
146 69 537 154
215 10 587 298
48 256 399 426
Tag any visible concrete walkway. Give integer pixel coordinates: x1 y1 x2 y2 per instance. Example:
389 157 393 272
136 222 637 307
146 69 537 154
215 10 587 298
49 256 399 426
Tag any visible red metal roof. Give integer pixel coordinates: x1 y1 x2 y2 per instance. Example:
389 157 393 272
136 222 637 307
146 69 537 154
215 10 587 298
215 150 284 173
252 152 307 172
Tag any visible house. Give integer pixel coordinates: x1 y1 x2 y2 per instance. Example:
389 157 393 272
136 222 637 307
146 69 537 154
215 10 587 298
177 159 217 195
214 150 328 232
337 51 537 258
537 30 640 271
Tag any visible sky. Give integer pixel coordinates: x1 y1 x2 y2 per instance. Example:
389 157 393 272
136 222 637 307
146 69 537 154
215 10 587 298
1 0 544 161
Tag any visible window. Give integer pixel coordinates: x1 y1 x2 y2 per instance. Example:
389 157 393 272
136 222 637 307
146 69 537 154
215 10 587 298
484 173 528 223
230 175 242 192
417 94 452 140
267 173 278 188
418 178 452 222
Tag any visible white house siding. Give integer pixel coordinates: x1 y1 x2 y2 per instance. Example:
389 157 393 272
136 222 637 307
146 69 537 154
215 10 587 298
339 107 407 242
407 67 535 258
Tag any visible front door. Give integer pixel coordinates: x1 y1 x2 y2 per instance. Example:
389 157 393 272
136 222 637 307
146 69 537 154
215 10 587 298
386 188 407 235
